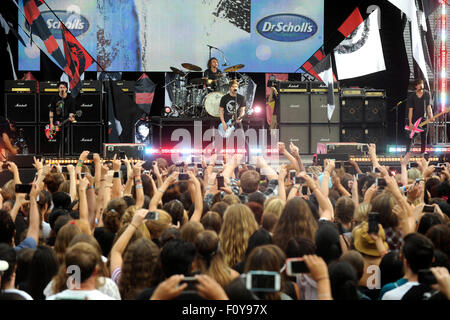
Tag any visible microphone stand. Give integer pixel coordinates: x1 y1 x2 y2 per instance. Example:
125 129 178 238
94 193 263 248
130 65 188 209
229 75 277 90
391 99 406 148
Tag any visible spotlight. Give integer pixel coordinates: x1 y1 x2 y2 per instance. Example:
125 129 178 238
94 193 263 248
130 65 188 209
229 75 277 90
254 105 262 114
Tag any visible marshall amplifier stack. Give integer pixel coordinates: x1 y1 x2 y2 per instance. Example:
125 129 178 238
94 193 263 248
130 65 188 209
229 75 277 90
4 80 38 155
4 80 104 156
278 81 340 154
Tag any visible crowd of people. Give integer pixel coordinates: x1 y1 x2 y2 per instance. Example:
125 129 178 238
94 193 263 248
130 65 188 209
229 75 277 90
0 142 449 301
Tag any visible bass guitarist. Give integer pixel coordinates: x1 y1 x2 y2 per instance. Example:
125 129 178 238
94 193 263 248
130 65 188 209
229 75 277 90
48 81 79 156
407 79 433 154
219 80 246 133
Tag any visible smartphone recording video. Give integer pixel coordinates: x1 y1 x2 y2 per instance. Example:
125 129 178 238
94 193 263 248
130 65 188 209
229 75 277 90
217 175 225 189
145 211 158 220
368 212 379 234
286 258 309 276
179 173 189 181
295 176 305 184
376 178 386 188
245 271 281 292
15 184 32 194
423 205 435 213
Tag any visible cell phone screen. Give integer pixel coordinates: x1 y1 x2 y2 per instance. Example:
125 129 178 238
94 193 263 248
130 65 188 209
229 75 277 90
247 272 280 292
368 212 379 234
180 276 198 291
376 178 386 187
145 211 158 220
286 258 309 276
217 175 224 188
423 205 434 213
295 176 305 184
179 173 189 181
289 171 296 180
15 184 32 194
301 186 308 195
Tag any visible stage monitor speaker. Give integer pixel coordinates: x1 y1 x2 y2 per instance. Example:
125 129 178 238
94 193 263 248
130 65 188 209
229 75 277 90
14 124 37 154
38 124 60 155
310 93 340 123
38 93 53 123
364 91 386 123
77 93 102 123
279 93 309 123
279 124 309 154
5 93 36 123
71 124 103 154
340 97 364 123
310 124 340 153
341 126 365 143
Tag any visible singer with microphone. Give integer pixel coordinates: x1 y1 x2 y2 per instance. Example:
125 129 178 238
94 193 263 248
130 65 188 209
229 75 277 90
407 78 433 154
203 57 223 91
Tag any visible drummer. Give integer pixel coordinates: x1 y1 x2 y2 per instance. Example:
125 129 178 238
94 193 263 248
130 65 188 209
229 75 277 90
203 57 223 91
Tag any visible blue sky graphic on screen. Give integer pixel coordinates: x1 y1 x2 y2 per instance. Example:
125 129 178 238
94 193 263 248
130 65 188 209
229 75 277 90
19 0 323 73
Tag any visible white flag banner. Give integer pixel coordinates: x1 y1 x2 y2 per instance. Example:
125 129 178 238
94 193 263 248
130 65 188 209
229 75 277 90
334 9 385 80
388 0 429 87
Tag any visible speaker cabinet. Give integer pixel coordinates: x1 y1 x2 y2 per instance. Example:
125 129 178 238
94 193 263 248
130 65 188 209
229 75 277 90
310 93 340 123
71 124 102 154
77 93 102 123
279 124 309 154
340 97 364 123
13 124 37 154
364 97 386 123
5 93 36 123
38 93 53 123
38 124 60 155
279 93 309 123
341 126 365 143
310 124 340 154
365 126 386 145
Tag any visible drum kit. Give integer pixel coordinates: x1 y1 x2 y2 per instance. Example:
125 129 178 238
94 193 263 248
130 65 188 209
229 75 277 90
165 62 247 118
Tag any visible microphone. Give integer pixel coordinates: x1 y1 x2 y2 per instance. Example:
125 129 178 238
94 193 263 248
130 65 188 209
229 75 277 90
207 44 218 50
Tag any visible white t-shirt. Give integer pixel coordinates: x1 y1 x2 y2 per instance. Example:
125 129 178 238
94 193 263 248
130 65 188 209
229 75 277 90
2 289 33 300
46 289 116 300
381 281 419 300
41 221 51 240
44 277 121 300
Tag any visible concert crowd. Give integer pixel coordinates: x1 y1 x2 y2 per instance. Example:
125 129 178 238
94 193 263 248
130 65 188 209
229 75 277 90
0 142 449 301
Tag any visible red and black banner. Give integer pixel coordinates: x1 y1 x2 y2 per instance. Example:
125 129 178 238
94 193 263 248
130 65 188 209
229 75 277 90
299 47 326 81
23 0 66 70
135 73 156 114
60 23 93 97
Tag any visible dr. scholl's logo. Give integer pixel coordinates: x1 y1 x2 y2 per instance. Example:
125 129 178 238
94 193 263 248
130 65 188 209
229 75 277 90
256 14 317 42
30 10 90 38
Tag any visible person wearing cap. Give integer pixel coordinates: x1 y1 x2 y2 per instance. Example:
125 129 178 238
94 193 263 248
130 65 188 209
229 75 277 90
352 221 389 300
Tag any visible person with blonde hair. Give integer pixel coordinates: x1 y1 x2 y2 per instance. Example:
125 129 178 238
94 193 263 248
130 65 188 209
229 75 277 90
193 230 239 288
219 204 258 268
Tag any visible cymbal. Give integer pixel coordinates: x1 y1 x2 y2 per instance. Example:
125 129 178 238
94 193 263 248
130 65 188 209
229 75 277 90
170 67 186 76
181 63 202 72
224 64 245 72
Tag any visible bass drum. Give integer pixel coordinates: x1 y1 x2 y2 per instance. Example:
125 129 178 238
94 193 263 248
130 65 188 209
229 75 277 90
203 92 224 117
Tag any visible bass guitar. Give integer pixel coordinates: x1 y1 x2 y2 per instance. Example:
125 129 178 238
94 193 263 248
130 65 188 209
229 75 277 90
405 107 450 139
45 110 82 141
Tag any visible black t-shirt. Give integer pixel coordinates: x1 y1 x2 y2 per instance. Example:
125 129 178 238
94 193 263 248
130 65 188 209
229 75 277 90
204 68 222 90
49 94 77 123
203 68 222 81
219 93 245 123
408 91 431 123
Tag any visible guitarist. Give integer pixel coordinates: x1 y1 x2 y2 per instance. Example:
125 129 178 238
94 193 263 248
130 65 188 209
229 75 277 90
219 80 246 134
407 79 433 154
48 81 78 156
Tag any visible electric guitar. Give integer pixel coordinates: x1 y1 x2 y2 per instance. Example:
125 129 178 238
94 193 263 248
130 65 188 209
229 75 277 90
405 107 450 138
218 107 253 138
45 110 82 141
